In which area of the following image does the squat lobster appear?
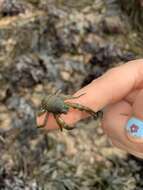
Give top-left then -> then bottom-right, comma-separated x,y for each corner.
37,90 -> 102,131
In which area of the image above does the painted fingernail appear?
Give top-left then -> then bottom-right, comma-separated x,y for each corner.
125,117 -> 143,143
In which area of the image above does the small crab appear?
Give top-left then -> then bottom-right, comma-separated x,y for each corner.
37,90 -> 102,131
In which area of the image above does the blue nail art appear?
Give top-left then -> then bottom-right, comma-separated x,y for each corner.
126,117 -> 143,138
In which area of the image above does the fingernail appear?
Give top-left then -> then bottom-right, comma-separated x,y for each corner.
125,117 -> 143,143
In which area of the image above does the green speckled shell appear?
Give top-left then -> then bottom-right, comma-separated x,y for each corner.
42,95 -> 69,114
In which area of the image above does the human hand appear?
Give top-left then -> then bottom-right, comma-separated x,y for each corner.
37,59 -> 143,158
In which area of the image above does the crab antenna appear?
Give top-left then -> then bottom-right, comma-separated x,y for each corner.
54,89 -> 62,95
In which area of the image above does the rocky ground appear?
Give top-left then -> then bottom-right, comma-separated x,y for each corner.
0,0 -> 143,189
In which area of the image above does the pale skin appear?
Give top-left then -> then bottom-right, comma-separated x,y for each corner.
37,59 -> 143,159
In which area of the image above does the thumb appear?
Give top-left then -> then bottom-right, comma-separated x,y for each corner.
126,89 -> 143,142
133,89 -> 143,119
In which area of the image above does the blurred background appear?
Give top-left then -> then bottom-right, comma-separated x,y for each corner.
0,0 -> 143,189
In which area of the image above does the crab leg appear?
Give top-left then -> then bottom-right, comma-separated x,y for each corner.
54,114 -> 75,131
66,102 -> 102,119
37,112 -> 49,128
61,93 -> 86,100
0,135 -> 5,144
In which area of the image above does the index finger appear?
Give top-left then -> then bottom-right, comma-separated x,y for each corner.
37,59 -> 143,129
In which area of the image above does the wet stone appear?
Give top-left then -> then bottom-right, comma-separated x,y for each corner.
7,54 -> 47,89
101,16 -> 126,34
6,95 -> 37,145
0,0 -> 29,17
89,44 -> 123,67
0,11 -> 48,65
7,52 -> 90,92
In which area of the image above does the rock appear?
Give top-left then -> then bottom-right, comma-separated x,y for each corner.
0,11 -> 47,65
0,0 -> 32,17
102,16 -> 126,34
8,53 -> 47,89
6,95 -> 36,131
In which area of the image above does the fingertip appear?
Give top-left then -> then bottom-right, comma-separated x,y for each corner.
101,101 -> 132,139
36,113 -> 59,130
